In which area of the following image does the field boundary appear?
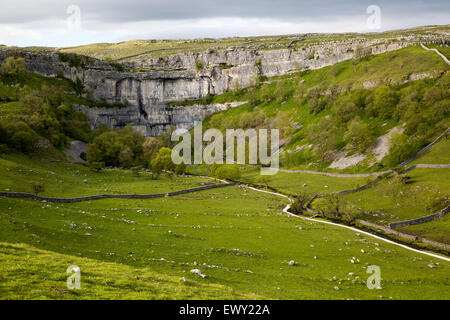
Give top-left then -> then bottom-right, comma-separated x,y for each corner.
0,182 -> 236,203
399,128 -> 450,167
389,205 -> 450,229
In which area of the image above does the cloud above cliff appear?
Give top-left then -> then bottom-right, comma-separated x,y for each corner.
0,0 -> 449,47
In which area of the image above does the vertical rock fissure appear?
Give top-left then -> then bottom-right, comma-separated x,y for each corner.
136,79 -> 148,121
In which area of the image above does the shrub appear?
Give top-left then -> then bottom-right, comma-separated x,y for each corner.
370,86 -> 399,119
344,117 -> 374,152
214,165 -> 240,181
383,134 -> 420,167
0,57 -> 26,79
30,181 -> 44,195
332,96 -> 358,124
195,60 -> 204,71
290,192 -> 310,214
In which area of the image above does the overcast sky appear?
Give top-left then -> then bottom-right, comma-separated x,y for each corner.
1,0 -> 449,47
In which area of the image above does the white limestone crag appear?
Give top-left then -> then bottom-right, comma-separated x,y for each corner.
0,35 -> 447,136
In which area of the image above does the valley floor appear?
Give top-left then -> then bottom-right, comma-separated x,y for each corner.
0,154 -> 449,299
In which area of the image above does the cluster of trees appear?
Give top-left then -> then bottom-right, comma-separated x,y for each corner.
0,56 -> 187,179
0,57 -> 91,154
209,163 -> 241,181
247,80 -> 294,106
86,125 -> 186,178
222,58 -> 448,169
86,126 -> 145,167
296,73 -> 450,167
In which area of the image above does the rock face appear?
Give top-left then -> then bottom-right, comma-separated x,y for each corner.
74,101 -> 246,136
0,36 -> 443,136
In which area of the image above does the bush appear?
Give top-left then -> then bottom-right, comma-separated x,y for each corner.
332,96 -> 358,124
195,60 -> 204,71
369,86 -> 399,119
213,165 -> 240,181
290,192 -> 310,214
0,57 -> 26,79
87,126 -> 144,167
383,134 -> 420,167
344,117 -> 374,152
30,181 -> 44,195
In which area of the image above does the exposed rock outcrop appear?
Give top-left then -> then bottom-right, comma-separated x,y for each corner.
74,101 -> 246,136
0,35 -> 445,136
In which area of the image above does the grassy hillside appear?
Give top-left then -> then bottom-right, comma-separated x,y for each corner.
0,242 -> 258,299
0,154 -> 214,197
429,44 -> 450,60
1,30 -> 450,300
1,157 -> 450,299
195,45 -> 449,171
310,168 -> 449,222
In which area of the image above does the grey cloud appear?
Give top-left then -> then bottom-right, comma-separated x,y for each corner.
1,0 -> 449,24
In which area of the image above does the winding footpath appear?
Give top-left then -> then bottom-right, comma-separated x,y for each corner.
245,185 -> 450,262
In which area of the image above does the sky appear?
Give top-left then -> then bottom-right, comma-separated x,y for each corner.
0,0 -> 449,47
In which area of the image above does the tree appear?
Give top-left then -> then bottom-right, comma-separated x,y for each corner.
30,181 -> 44,196
72,77 -> 85,97
0,57 -> 26,79
314,194 -> 342,216
19,88 -> 44,111
214,165 -> 240,181
87,126 -> 144,167
332,96 -> 358,124
371,86 -> 399,119
10,128 -> 38,153
307,117 -> 340,163
174,163 -> 186,175
255,175 -> 271,188
344,117 -> 373,152
290,192 -> 310,214
383,134 -> 418,167
119,146 -> 134,168
151,147 -> 175,174
143,137 -> 163,166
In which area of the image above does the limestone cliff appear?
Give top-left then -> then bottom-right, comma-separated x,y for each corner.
0,35 -> 445,136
